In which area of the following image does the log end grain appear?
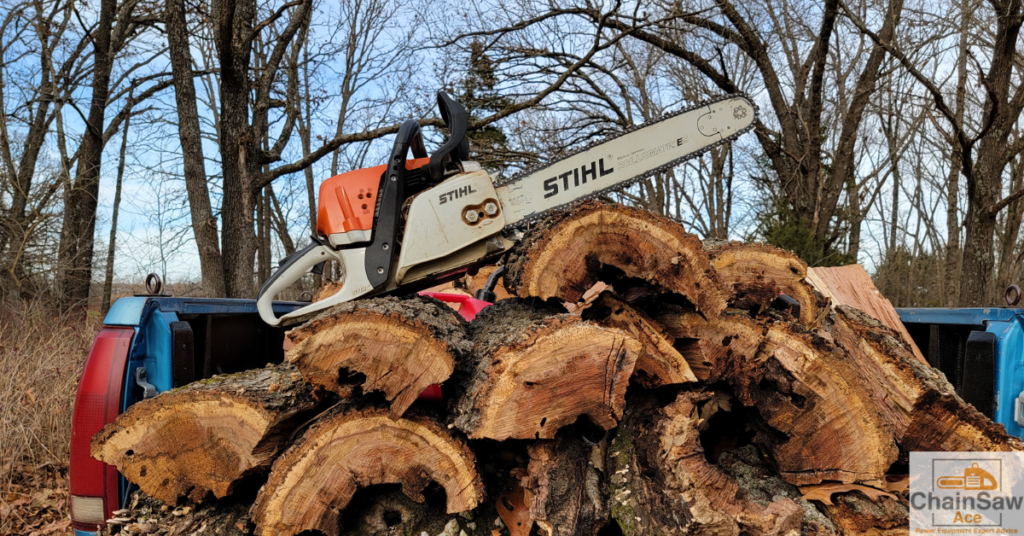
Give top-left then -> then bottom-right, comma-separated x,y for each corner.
454,298 -> 641,440
504,201 -> 727,316
286,296 -> 471,417
251,408 -> 484,536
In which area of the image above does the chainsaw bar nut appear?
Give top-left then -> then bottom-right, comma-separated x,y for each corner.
484,202 -> 499,216
464,209 -> 480,223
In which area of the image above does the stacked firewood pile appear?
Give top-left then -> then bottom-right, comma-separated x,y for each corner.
92,202 -> 1023,536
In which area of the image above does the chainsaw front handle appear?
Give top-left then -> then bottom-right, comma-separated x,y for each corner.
257,242 -> 373,326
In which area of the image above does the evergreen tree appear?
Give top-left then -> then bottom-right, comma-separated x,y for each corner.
458,40 -> 512,175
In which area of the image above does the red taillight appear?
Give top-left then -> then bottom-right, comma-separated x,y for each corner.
70,327 -> 133,531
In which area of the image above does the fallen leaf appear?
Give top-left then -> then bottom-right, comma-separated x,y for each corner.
799,482 -> 898,506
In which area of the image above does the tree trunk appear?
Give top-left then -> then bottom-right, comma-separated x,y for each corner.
959,166 -> 1000,306
251,406 -> 485,536
91,364 -> 320,504
56,0 -> 117,309
285,296 -> 471,417
166,0 -> 226,297
214,0 -> 260,298
453,298 -> 641,440
101,100 -> 131,314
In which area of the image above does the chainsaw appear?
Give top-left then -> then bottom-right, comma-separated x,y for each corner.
257,91 -> 757,326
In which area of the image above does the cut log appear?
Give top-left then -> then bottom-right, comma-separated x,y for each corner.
504,201 -> 727,316
452,298 -> 641,440
707,242 -> 822,325
807,264 -> 927,364
582,292 -> 696,386
285,296 -> 471,417
607,391 -> 804,536
832,305 -> 1024,452
700,313 -> 899,486
91,363 -> 319,504
251,407 -> 484,536
519,427 -> 609,536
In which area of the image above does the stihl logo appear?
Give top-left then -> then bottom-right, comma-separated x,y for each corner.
543,158 -> 614,199
438,185 -> 477,204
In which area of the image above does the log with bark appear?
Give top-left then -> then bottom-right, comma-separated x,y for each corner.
830,305 -> 1024,452
285,296 -> 471,417
707,241 -> 824,325
504,201 -> 727,317
451,298 -> 641,440
607,390 -> 806,536
699,313 -> 899,486
251,405 -> 485,536
91,363 -> 319,504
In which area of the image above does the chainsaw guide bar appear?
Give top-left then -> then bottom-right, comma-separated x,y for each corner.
496,94 -> 758,229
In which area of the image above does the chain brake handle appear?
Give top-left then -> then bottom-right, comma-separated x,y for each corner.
428,91 -> 470,182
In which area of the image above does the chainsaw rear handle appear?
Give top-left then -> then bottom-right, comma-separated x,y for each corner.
257,241 -> 375,326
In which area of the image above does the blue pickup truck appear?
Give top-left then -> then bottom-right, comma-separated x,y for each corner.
66,295 -> 1024,535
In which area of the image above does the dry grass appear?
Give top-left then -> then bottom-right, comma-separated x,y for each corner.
0,302 -> 101,535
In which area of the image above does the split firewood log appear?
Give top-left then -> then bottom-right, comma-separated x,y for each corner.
707,242 -> 822,324
504,201 -> 727,317
91,363 -> 319,504
284,296 -> 471,417
607,391 -> 804,536
251,406 -> 484,536
451,298 -> 641,440
832,305 -> 1024,452
699,313 -> 899,486
519,426 -> 610,536
581,292 -> 697,386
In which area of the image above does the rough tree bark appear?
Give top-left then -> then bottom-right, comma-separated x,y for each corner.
166,0 -> 227,297
519,426 -> 610,536
56,0 -> 117,309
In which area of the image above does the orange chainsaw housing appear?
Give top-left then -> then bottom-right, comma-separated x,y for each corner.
317,157 -> 430,245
